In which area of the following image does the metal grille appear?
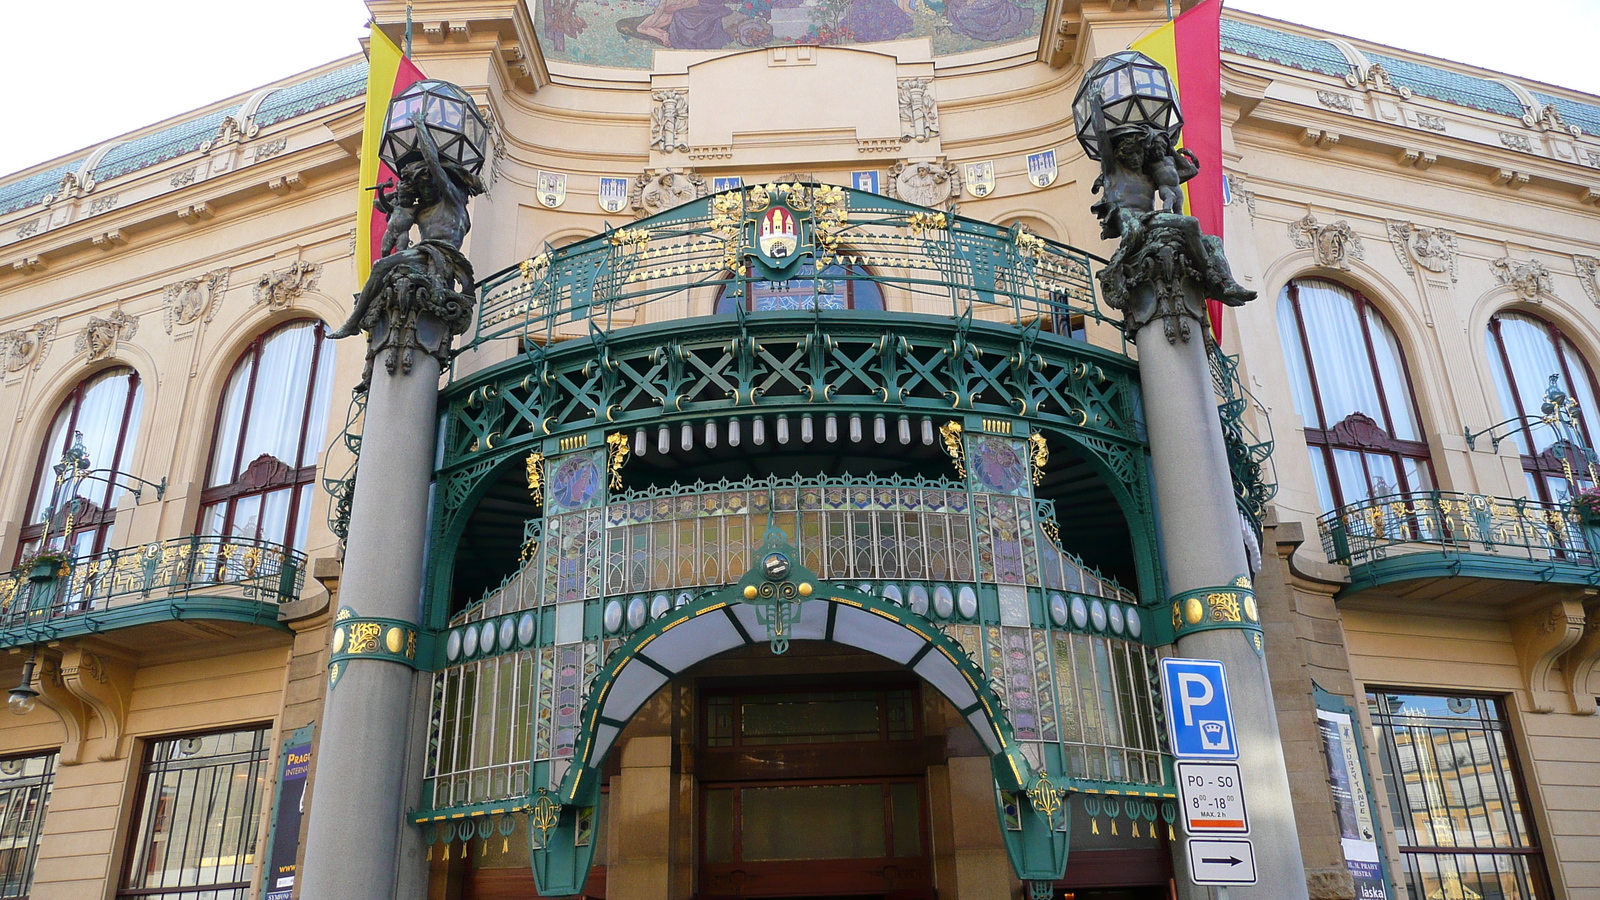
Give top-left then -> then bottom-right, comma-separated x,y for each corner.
120,729 -> 270,900
0,752 -> 55,898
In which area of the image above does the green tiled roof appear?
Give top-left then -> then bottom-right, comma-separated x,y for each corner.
1532,91 -> 1600,137
1220,19 -> 1350,78
91,108 -> 240,183
254,61 -> 367,128
0,160 -> 84,217
1,59 -> 366,218
1364,52 -> 1525,118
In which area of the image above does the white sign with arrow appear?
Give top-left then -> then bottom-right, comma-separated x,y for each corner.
1187,838 -> 1258,885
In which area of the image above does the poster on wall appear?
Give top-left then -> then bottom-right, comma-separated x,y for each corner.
1317,708 -> 1388,900
264,727 -> 314,900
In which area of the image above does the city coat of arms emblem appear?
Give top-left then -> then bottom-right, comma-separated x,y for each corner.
598,177 -> 628,213
537,171 -> 567,208
964,161 -> 996,198
757,206 -> 799,261
1027,150 -> 1057,188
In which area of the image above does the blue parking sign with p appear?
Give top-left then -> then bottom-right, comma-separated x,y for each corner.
1160,658 -> 1238,760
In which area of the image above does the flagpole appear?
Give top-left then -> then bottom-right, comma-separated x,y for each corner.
405,0 -> 414,56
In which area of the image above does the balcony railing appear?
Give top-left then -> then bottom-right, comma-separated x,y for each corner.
0,536 -> 305,638
1319,491 -> 1596,570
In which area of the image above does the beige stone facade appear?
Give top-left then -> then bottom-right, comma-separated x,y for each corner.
0,2 -> 1596,899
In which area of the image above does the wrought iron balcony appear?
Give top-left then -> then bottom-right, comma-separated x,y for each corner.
0,536 -> 306,645
1318,491 -> 1600,596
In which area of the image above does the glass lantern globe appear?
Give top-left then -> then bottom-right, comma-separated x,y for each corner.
378,80 -> 492,177
1071,51 -> 1183,161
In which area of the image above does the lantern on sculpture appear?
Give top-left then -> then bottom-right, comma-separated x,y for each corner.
378,80 -> 492,176
1071,51 -> 1183,161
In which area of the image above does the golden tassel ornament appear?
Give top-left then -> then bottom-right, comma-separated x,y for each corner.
503,836 -> 510,852
444,843 -> 451,860
1111,820 -> 1118,835
1091,818 -> 1099,834
427,845 -> 433,861
1168,824 -> 1175,840
1131,821 -> 1140,837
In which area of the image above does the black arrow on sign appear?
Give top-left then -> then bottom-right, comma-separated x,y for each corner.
1201,856 -> 1244,866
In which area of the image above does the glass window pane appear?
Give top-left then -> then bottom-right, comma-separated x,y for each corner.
740,784 -> 885,861
740,692 -> 881,745
1489,313 -> 1568,455
1295,281 -> 1386,431
237,323 -> 319,469
889,782 -> 922,858
1278,293 -> 1322,429
28,369 -> 142,523
0,752 -> 56,899
1369,311 -> 1422,441
704,789 -> 733,863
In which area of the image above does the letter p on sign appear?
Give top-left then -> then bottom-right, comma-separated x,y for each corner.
1160,659 -> 1238,760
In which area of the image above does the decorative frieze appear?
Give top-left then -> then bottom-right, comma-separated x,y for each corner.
1224,174 -> 1256,219
162,269 -> 231,332
1414,112 -> 1446,132
650,90 -> 689,154
252,138 -> 289,161
75,309 -> 137,363
1345,62 -> 1411,98
1289,214 -> 1363,269
15,218 -> 40,239
1316,91 -> 1353,112
253,260 -> 320,310
170,166 -> 199,187
886,160 -> 961,208
1499,132 -> 1534,153
0,319 -> 57,372
630,169 -> 706,217
1386,221 -> 1459,281
1491,256 -> 1554,302
898,78 -> 939,142
87,193 -> 120,216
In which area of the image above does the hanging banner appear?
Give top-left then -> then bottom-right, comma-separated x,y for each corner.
1317,709 -> 1388,900
263,726 -> 315,900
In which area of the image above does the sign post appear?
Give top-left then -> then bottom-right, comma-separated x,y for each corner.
1161,658 -> 1261,891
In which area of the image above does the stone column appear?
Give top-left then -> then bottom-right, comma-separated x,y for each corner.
298,336 -> 442,900
1128,264 -> 1311,900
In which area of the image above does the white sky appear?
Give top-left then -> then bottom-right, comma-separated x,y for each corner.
1,0 -> 1594,178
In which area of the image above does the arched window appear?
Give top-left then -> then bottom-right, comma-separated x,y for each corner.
199,320 -> 335,550
1485,311 -> 1600,503
715,262 -> 884,314
18,367 -> 144,560
1277,278 -> 1434,511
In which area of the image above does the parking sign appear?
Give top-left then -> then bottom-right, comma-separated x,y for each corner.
1160,658 -> 1238,760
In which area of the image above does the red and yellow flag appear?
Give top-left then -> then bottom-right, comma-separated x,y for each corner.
357,25 -> 426,284
1132,0 -> 1226,341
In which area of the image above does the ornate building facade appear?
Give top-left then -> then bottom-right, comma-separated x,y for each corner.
0,2 -> 1595,900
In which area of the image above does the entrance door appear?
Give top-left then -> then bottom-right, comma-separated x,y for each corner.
698,684 -> 934,899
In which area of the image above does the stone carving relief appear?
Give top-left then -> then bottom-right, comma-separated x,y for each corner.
1224,174 -> 1256,219
252,138 -> 289,161
253,261 -> 321,310
15,218 -> 41,239
0,319 -> 58,372
1586,150 -> 1600,169
1345,62 -> 1411,98
1288,214 -> 1364,269
630,169 -> 706,217
44,172 -> 86,207
1415,112 -> 1446,132
886,160 -> 961,209
1386,221 -> 1459,281
1491,257 -> 1554,302
1573,255 -> 1599,306
650,90 -> 689,154
898,78 -> 940,142
1526,103 -> 1581,137
1499,132 -> 1534,153
162,269 -> 231,332
1316,91 -> 1354,112
170,167 -> 199,187
200,115 -> 258,152
87,194 -> 120,216
74,309 -> 137,363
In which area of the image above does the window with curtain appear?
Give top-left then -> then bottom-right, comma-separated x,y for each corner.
1367,693 -> 1549,900
1485,312 -> 1600,504
0,751 -> 56,899
199,320 -> 335,551
120,729 -> 270,900
1278,278 -> 1435,512
17,367 -> 144,562
714,262 -> 884,313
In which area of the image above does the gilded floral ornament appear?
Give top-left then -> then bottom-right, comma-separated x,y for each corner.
1014,227 -> 1047,258
525,452 -> 545,504
939,421 -> 967,478
906,211 -> 947,237
606,432 -> 630,490
520,253 -> 551,282
608,227 -> 652,250
1028,432 -> 1049,485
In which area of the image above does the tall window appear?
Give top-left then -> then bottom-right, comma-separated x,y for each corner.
715,263 -> 884,313
18,368 -> 144,561
121,729 -> 271,900
199,321 -> 335,550
1367,693 -> 1548,900
1278,278 -> 1434,511
0,752 -> 56,899
1485,312 -> 1600,504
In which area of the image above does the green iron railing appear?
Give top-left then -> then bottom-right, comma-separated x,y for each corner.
1319,491 -> 1597,570
468,183 -> 1116,352
0,536 -> 306,637
1210,347 -> 1277,543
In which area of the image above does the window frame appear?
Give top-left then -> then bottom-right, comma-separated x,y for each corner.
0,750 -> 57,900
1365,690 -> 1551,900
1485,311 -> 1600,504
16,367 -> 143,562
196,320 -> 332,549
714,262 -> 883,314
118,726 -> 272,900
1280,278 -> 1436,509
